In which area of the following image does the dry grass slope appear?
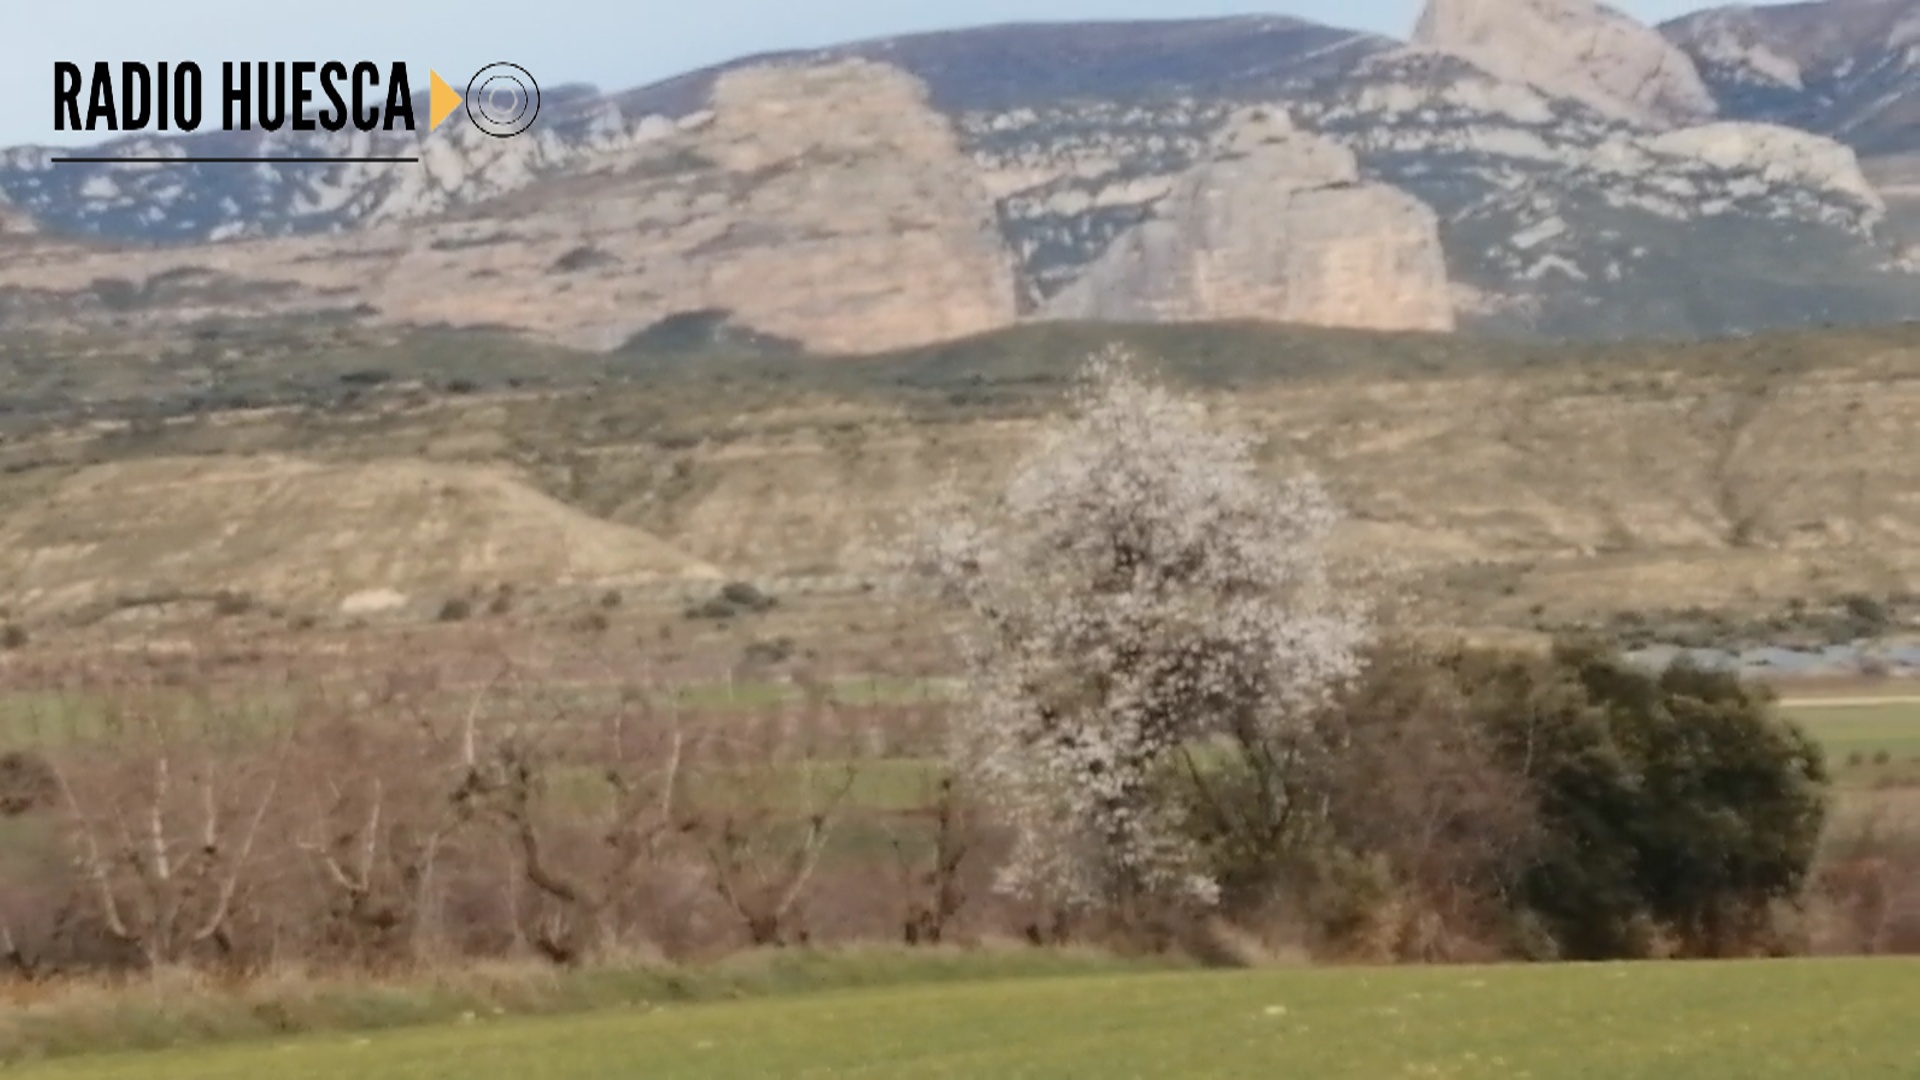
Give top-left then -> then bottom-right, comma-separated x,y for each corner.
0,456 -> 721,619
0,320 -> 1916,632
555,357 -> 1920,628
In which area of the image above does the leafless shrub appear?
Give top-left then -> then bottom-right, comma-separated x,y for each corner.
1807,804 -> 1920,955
1312,645 -> 1542,960
463,671 -> 698,965
289,700 -> 486,969
49,706 -> 290,970
889,772 -> 976,946
683,697 -> 858,948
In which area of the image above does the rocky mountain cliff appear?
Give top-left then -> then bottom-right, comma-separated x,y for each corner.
1662,0 -> 1918,157
0,62 -> 1026,353
0,0 -> 1913,348
1662,0 -> 1920,251
1416,0 -> 1719,124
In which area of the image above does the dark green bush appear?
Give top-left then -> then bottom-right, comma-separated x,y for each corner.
741,637 -> 795,667
1215,639 -> 1834,962
211,590 -> 254,617
1457,639 -> 1829,959
719,581 -> 777,612
1840,593 -> 1890,630
683,597 -> 737,621
684,582 -> 778,621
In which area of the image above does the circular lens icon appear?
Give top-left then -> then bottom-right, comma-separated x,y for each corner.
464,63 -> 541,138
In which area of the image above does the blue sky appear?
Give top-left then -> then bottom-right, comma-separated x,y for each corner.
7,0 -> 1754,148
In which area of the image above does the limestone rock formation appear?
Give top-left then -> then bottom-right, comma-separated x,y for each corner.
2,12 -> 1914,343
672,60 -> 1022,352
0,59 -> 1024,355
1661,0 -> 1920,157
1413,0 -> 1719,125
1042,111 -> 1455,332
1645,122 -> 1887,214
371,58 -> 1023,352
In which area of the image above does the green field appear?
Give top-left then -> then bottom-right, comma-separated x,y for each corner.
1781,699 -> 1920,766
14,959 -> 1919,1079
0,677 -> 952,749
1774,699 -> 1920,780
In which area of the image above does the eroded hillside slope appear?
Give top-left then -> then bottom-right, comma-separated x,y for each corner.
0,323 -> 1913,633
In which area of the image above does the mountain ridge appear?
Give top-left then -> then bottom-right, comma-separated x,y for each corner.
0,0 -> 1913,347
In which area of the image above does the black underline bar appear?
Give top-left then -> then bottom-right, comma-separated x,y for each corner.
48,156 -> 420,164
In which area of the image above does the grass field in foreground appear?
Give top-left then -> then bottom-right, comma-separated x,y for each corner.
17,959 -> 1920,1079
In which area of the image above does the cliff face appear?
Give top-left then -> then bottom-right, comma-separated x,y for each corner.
1661,0 -> 1920,251
376,59 -> 1025,352
0,59 -> 1457,349
0,62 -> 1025,353
1413,0 -> 1720,124
0,4 -> 1915,346
675,62 -> 1022,352
1043,111 -> 1454,332
1661,0 -> 1920,158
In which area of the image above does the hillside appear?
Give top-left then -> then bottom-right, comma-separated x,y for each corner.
0,0 -> 1913,346
0,456 -> 720,621
1662,0 -> 1920,159
1663,0 -> 1920,245
1,320 -> 1915,640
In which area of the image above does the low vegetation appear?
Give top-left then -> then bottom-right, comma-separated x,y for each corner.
9,959 -> 1919,1078
0,948 -> 1172,1067
0,348 -> 1914,1072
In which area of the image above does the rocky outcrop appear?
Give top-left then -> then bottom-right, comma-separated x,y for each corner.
1,10 -> 1915,344
0,60 -> 1466,349
1661,0 -> 1920,158
670,61 -> 1021,351
1645,122 -> 1886,214
1413,0 -> 1719,125
382,59 -> 1024,352
1042,111 -> 1454,331
0,60 -> 1025,354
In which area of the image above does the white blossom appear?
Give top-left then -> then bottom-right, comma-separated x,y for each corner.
904,349 -> 1371,912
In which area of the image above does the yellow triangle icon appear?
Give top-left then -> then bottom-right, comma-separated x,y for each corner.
429,70 -> 463,132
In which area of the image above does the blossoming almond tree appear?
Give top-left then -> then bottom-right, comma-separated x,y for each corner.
906,349 -> 1370,918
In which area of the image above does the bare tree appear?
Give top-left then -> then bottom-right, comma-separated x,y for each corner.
889,771 -> 975,945
50,709 -> 288,970
684,696 -> 859,947
291,677 -> 490,967
1309,645 -> 1542,959
478,675 -> 692,965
